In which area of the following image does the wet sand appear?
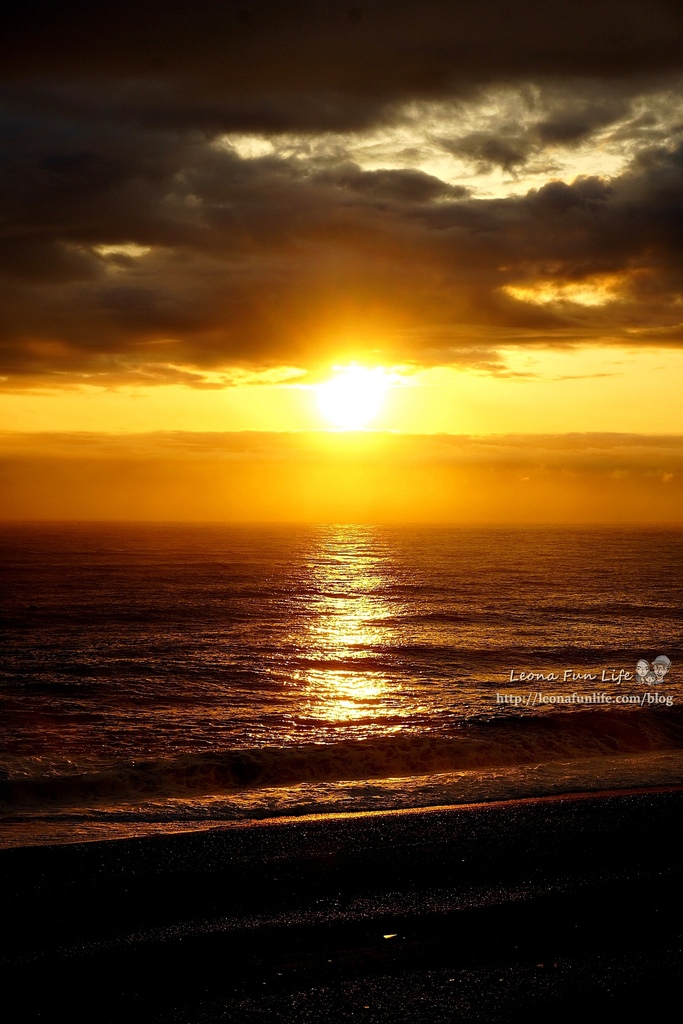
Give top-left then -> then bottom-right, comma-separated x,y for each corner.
3,787 -> 683,1022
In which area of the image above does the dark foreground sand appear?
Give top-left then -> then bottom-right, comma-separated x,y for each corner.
3,788 -> 683,1023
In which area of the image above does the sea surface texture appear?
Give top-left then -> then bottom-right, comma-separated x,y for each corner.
1,524 -> 682,846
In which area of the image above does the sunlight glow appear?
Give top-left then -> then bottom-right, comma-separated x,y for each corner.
316,365 -> 390,430
93,243 -> 151,258
504,274 -> 627,307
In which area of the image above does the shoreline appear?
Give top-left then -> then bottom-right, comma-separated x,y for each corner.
3,784 -> 682,1021
3,775 -> 683,850
221,779 -> 683,829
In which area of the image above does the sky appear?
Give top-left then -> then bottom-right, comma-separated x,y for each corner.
2,0 -> 683,521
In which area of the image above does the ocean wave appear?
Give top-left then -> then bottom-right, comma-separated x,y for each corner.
2,708 -> 683,811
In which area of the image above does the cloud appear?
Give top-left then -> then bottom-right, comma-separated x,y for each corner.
3,2 -> 683,384
441,132 -> 535,174
2,430 -> 681,522
314,164 -> 467,202
442,95 -> 634,174
5,3 -> 683,108
3,132 -> 683,381
535,98 -> 631,146
3,428 -> 683,468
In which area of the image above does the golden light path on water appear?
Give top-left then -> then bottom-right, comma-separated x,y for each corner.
291,528 -> 402,729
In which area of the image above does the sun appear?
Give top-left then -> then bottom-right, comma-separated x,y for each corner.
316,365 -> 389,430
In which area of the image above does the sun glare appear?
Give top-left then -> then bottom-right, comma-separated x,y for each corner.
316,365 -> 389,430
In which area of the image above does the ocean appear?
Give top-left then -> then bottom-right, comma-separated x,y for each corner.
1,523 -> 682,847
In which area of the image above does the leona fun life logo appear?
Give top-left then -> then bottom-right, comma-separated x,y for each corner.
508,654 -> 672,685
499,654 -> 674,708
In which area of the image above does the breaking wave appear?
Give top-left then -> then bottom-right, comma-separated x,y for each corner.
3,707 -> 683,811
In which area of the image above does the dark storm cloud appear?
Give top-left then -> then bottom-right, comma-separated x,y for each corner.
5,1 -> 683,118
4,127 -> 683,381
3,1 -> 683,383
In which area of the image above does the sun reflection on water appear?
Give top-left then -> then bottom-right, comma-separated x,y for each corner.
301,670 -> 385,723
294,527 -> 395,729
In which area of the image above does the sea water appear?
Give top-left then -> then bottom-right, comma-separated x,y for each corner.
1,523 -> 682,846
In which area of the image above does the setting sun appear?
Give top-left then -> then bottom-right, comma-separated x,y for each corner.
315,365 -> 390,430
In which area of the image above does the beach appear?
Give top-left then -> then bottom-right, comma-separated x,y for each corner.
3,787 -> 682,1022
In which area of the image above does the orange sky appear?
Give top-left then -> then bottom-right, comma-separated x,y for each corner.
2,345 -> 682,522
2,346 -> 683,436
2,430 -> 681,523
3,3 -> 683,522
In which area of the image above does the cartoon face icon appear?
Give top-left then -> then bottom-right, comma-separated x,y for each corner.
652,655 -> 671,683
645,670 -> 657,685
635,659 -> 649,681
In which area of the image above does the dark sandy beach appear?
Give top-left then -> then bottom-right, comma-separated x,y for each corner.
3,787 -> 682,1023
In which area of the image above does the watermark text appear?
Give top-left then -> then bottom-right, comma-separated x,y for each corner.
496,691 -> 673,707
